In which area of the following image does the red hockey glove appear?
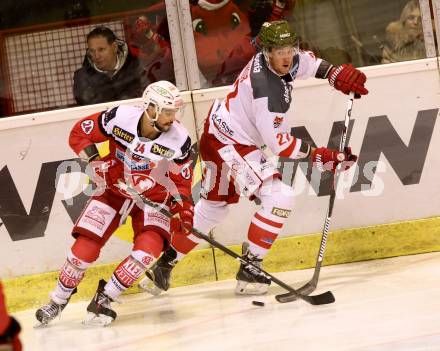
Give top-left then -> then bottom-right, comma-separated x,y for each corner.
169,197 -> 194,236
328,64 -> 368,98
312,146 -> 357,173
0,317 -> 22,351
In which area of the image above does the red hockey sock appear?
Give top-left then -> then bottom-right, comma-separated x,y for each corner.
247,212 -> 282,257
51,236 -> 100,303
105,255 -> 149,299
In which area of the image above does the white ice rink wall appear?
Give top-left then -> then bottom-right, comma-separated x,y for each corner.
0,92 -> 196,278
1,58 -> 439,278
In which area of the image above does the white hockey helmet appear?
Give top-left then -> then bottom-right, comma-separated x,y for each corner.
142,80 -> 184,122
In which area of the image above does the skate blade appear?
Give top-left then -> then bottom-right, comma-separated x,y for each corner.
33,313 -> 56,328
82,312 -> 114,327
33,321 -> 50,329
138,277 -> 163,296
235,281 -> 269,296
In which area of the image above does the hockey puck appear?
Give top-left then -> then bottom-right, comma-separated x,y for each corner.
252,300 -> 265,307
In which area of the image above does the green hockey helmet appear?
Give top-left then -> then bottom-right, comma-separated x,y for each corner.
257,20 -> 297,48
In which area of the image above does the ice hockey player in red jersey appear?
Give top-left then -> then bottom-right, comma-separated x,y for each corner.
35,80 -> 195,326
0,282 -> 22,350
139,20 -> 367,296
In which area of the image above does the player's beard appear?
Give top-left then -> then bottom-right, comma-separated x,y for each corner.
154,121 -> 172,132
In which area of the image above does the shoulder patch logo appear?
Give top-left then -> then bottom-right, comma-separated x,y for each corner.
81,120 -> 94,134
112,126 -> 135,143
273,116 -> 283,128
151,143 -> 175,158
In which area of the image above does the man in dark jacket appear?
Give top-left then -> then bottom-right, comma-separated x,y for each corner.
73,26 -> 148,105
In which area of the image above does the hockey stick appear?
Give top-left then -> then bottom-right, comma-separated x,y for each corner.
209,230 -> 219,281
276,91 -> 355,303
120,183 -> 335,306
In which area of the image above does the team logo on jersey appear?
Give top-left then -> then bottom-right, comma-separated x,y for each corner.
130,173 -> 156,192
112,126 -> 135,143
273,116 -> 283,128
81,120 -> 94,134
271,207 -> 291,218
151,143 -> 175,158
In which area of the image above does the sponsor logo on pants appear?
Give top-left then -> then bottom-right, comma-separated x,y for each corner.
271,207 -> 291,218
77,200 -> 117,237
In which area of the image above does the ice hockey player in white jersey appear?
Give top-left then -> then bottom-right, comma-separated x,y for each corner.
139,20 -> 367,296
35,81 -> 196,326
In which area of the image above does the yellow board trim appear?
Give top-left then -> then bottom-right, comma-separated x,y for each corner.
4,216 -> 440,313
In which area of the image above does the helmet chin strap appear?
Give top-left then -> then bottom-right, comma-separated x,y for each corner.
152,121 -> 162,132
145,110 -> 162,133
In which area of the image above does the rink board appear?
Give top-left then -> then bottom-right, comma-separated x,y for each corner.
1,58 -> 440,310
4,217 -> 440,312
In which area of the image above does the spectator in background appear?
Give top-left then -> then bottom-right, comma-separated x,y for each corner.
0,282 -> 21,350
381,0 -> 425,64
73,26 -> 147,105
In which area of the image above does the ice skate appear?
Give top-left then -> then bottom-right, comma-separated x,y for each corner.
235,243 -> 271,295
138,248 -> 177,296
83,279 -> 117,327
35,288 -> 77,326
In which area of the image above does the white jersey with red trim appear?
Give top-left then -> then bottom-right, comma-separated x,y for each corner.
98,105 -> 191,163
207,50 -> 322,159
70,104 -> 193,201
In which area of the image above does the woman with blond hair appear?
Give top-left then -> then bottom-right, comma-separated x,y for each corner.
382,0 -> 426,63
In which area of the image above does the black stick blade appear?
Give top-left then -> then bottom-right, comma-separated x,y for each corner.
303,291 -> 335,305
275,289 -> 335,305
